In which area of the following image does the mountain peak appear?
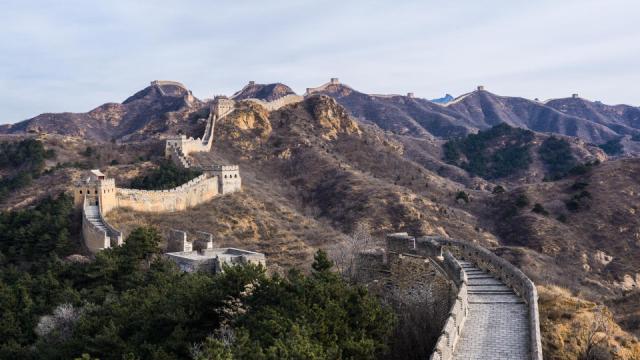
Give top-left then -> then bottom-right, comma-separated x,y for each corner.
231,81 -> 296,101
123,80 -> 194,105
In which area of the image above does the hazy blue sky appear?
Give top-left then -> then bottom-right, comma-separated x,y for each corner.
1,0 -> 639,123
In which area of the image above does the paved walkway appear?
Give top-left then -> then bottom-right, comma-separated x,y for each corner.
452,261 -> 530,360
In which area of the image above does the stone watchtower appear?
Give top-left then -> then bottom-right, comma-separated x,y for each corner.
209,165 -> 241,194
213,96 -> 235,118
72,169 -> 117,213
330,78 -> 340,85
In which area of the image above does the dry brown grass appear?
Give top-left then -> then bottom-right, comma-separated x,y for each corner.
539,285 -> 640,360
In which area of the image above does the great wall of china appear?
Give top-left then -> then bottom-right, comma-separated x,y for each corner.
73,82 -> 305,253
72,80 -> 542,358
378,233 -> 542,360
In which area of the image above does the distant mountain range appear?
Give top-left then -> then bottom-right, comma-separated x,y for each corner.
2,79 -> 640,148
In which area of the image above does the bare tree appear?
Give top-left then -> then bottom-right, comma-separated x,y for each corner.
580,306 -> 613,360
329,221 -> 374,282
35,303 -> 82,342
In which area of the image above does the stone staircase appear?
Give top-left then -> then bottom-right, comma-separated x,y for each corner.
85,204 -> 120,246
452,261 -> 530,360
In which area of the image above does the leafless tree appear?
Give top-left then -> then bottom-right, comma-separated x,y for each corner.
580,306 -> 613,360
329,221 -> 374,282
35,303 -> 82,341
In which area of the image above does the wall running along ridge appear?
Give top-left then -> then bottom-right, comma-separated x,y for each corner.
244,94 -> 304,111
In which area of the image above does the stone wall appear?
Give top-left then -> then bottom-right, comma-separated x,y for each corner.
430,237 -> 543,360
385,233 -> 469,360
115,174 -> 218,213
82,200 -> 110,253
429,252 -> 469,360
244,94 -> 304,111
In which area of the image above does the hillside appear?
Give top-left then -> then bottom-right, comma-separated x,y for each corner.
2,82 -> 640,356
0,81 -> 203,141
106,95 -> 495,269
308,80 -> 640,148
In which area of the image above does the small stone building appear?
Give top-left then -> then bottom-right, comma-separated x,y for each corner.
165,229 -> 265,273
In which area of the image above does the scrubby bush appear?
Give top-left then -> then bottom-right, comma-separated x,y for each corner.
455,190 -> 470,203
515,194 -> 530,208
598,138 -> 623,156
539,136 -> 578,180
532,203 -> 549,216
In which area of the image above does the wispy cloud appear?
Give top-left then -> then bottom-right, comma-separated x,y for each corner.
1,0 -> 639,123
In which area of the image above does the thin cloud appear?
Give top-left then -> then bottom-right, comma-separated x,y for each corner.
1,0 -> 639,123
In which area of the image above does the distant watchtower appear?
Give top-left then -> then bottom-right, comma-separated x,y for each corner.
572,93 -> 579,99
477,85 -> 485,91
330,78 -> 340,85
407,92 -> 415,98
209,165 -> 241,194
213,96 -> 235,118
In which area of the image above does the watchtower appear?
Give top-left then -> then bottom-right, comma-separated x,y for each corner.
213,96 -> 235,118
209,165 -> 241,194
477,85 -> 485,91
330,78 -> 340,85
72,169 -> 117,213
407,92 -> 415,98
572,93 -> 579,98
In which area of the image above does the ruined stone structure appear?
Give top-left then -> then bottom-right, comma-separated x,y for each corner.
165,229 -> 266,273
477,85 -> 485,91
383,234 -> 542,360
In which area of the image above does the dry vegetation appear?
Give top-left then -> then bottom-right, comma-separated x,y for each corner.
539,285 -> 640,359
